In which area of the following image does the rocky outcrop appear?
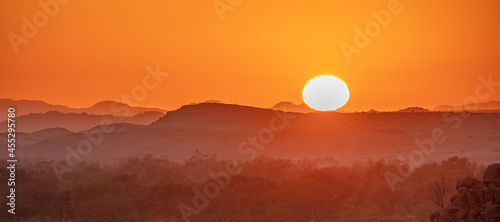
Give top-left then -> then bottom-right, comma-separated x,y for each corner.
430,164 -> 500,222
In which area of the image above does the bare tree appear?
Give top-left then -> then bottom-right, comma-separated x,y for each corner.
427,175 -> 449,209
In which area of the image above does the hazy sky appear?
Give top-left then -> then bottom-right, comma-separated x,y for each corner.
1,0 -> 499,111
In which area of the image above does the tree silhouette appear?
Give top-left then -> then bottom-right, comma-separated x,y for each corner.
426,175 -> 449,209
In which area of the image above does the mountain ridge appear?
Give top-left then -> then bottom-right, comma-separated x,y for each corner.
0,98 -> 168,122
433,100 -> 500,112
0,110 -> 165,133
4,103 -> 498,165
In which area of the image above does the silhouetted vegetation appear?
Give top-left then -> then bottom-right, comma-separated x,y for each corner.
0,155 -> 486,222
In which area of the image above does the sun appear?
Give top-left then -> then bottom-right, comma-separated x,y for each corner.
302,75 -> 350,111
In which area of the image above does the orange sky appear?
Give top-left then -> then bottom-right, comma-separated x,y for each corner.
1,0 -> 499,111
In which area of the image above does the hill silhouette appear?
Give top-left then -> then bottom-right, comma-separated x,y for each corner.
433,100 -> 500,112
397,107 -> 430,113
5,103 -> 499,164
0,110 -> 164,133
271,101 -> 314,113
0,99 -> 167,121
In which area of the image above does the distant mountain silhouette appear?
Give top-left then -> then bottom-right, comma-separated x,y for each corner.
187,100 -> 225,106
152,103 -> 280,130
271,101 -> 314,113
81,100 -> 167,116
5,103 -> 499,165
0,99 -> 73,119
203,100 -> 223,104
0,127 -> 75,148
0,99 -> 167,121
396,107 -> 430,113
433,100 -> 500,112
29,127 -> 74,138
0,110 -> 165,133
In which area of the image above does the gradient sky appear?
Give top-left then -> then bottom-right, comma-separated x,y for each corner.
1,0 -> 499,111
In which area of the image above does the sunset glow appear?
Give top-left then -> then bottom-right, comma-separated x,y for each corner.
1,1 -> 500,221
1,1 -> 499,111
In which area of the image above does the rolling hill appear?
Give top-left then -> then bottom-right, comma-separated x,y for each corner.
0,110 -> 165,133
271,101 -> 314,113
0,99 -> 167,121
4,103 -> 498,166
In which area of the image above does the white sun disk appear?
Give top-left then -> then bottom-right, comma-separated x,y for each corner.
302,75 -> 350,111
